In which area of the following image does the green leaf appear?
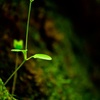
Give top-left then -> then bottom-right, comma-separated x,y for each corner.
11,49 -> 27,53
11,49 -> 27,60
33,54 -> 52,60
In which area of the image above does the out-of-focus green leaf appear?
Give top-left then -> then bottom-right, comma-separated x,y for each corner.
13,39 -> 23,49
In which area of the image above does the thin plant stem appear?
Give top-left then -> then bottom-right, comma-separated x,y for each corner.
12,53 -> 18,94
26,56 -> 33,61
4,60 -> 25,86
4,0 -> 33,86
25,1 -> 32,59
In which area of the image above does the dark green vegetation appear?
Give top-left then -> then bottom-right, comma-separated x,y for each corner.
0,0 -> 100,100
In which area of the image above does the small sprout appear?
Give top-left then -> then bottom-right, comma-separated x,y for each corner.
33,54 -> 52,60
13,39 -> 23,49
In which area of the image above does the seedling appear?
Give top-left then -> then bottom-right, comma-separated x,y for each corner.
3,0 -> 52,96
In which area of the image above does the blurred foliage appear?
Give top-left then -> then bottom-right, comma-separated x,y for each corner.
0,78 -> 16,100
0,0 -> 100,100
